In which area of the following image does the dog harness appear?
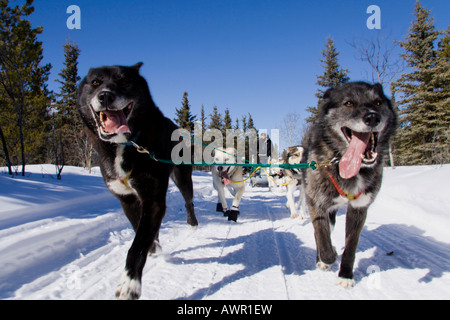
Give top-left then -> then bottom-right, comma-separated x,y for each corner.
325,167 -> 364,200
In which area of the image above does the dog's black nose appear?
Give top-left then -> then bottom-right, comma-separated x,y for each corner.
217,166 -> 223,172
98,91 -> 115,108
363,112 -> 381,128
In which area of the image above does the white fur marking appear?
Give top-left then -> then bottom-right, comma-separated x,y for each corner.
107,179 -> 135,196
329,192 -> 372,210
350,193 -> 372,208
337,277 -> 355,288
116,270 -> 141,300
114,146 -> 126,176
107,145 -> 136,196
317,261 -> 332,271
329,196 -> 348,212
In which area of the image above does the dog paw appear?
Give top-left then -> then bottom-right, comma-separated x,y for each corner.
316,261 -> 332,271
336,277 -> 355,288
187,217 -> 198,227
299,209 -> 307,220
115,271 -> 141,300
149,240 -> 162,256
227,207 -> 239,222
189,224 -> 198,230
290,212 -> 299,219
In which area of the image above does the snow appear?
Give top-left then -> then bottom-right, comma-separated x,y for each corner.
0,164 -> 449,300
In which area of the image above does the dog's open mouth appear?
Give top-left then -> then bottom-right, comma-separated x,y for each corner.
339,127 -> 378,179
220,171 -> 232,186
95,103 -> 133,136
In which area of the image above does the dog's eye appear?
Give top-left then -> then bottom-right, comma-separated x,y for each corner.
344,101 -> 354,107
91,79 -> 102,87
374,99 -> 382,106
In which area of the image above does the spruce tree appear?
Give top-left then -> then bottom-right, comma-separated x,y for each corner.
430,26 -> 450,163
306,37 -> 349,124
174,91 -> 196,132
223,108 -> 232,134
241,115 -> 247,131
247,113 -> 256,131
54,40 -> 84,167
246,113 -> 258,163
234,118 -> 239,130
391,2 -> 446,165
208,105 -> 222,131
438,27 -> 450,59
0,0 -> 51,175
200,104 -> 207,135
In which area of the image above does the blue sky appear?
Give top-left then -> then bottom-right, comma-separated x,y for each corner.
28,0 -> 449,147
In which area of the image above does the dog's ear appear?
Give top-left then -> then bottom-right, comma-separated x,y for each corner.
373,83 -> 394,110
373,82 -> 383,90
323,87 -> 334,100
131,62 -> 143,71
86,67 -> 96,78
76,77 -> 87,102
373,83 -> 385,95
317,87 -> 335,117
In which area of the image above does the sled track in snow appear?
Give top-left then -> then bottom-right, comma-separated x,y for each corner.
263,203 -> 293,299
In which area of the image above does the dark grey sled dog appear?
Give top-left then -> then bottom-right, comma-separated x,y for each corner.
77,63 -> 198,299
301,82 -> 397,287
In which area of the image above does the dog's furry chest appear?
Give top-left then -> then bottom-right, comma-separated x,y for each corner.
104,146 -> 136,196
308,169 -> 374,212
285,169 -> 302,183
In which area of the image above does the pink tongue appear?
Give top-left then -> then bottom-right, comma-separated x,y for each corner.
339,131 -> 371,179
116,125 -> 131,134
221,171 -> 232,186
103,110 -> 131,134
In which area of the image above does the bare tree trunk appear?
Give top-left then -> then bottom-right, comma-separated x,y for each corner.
18,114 -> 25,176
389,143 -> 395,168
51,124 -> 65,179
84,138 -> 93,174
0,123 -> 12,175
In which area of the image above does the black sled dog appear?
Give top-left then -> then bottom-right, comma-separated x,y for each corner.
301,82 -> 396,287
77,63 -> 198,299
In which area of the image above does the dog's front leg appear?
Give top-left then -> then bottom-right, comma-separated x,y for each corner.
286,181 -> 298,218
213,175 -> 228,212
116,200 -> 166,300
231,182 -> 245,209
226,182 -> 245,222
298,185 -> 307,220
337,206 -> 367,288
308,197 -> 337,270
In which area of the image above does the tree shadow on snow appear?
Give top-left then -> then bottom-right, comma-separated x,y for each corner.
167,228 -> 316,299
167,181 -> 450,295
354,224 -> 450,284
311,206 -> 450,285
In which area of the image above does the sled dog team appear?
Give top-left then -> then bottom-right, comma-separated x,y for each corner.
77,63 -> 397,299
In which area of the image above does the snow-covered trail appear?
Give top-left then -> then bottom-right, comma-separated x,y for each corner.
1,165 -> 449,300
